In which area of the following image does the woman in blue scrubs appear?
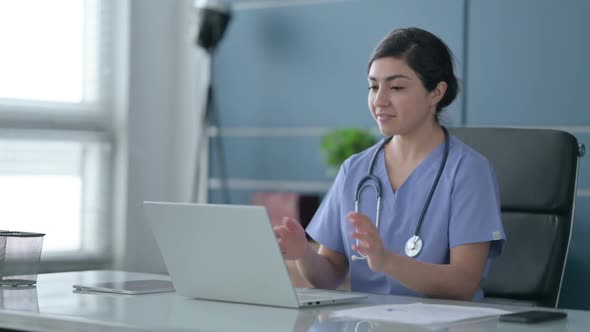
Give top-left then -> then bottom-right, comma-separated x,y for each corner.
274,27 -> 505,301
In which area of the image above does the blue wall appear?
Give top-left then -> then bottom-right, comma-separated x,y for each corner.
209,0 -> 590,309
466,0 -> 590,310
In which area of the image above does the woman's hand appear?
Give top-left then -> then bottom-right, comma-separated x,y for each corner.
273,217 -> 308,260
349,211 -> 389,272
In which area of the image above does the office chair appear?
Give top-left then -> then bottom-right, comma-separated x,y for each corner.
450,127 -> 585,308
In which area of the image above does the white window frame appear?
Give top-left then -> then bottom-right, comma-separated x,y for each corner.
0,0 -> 126,272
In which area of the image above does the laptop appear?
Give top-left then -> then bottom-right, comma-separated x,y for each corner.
143,201 -> 368,308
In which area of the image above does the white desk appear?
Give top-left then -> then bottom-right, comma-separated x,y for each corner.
0,270 -> 586,332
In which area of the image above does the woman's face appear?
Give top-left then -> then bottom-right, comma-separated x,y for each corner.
368,57 -> 441,137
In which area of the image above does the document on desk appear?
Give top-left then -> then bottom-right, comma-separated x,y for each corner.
331,302 -> 510,326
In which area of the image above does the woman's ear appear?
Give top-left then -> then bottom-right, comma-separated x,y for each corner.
430,81 -> 448,107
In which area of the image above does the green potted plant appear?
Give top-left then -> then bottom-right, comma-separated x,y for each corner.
321,128 -> 377,176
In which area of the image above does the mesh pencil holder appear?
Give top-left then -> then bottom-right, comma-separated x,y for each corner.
0,231 -> 45,287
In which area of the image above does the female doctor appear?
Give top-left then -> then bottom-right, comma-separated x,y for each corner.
274,27 -> 505,301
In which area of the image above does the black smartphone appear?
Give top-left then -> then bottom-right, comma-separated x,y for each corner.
499,310 -> 567,323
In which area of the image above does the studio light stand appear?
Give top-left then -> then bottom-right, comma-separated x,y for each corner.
192,0 -> 231,204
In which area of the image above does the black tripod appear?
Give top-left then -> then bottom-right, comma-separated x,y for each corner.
192,2 -> 231,203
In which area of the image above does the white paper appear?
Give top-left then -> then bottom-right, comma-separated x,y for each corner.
331,302 -> 510,326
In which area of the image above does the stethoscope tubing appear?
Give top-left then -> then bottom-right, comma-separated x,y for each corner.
413,128 -> 450,239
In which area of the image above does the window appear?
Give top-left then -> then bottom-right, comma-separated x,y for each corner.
0,0 -> 117,267
0,0 -> 107,104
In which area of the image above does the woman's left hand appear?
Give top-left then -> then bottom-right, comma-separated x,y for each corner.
348,211 -> 389,272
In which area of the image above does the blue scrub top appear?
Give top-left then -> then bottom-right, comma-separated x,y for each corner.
306,136 -> 506,301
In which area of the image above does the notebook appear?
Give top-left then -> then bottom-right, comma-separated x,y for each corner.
143,201 -> 367,308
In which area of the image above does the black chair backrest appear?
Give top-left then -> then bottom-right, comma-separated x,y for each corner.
450,127 -> 581,308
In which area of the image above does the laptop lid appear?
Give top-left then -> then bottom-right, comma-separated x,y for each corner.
144,201 -> 303,308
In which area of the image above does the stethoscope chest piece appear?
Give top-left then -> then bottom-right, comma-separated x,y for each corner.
404,235 -> 423,257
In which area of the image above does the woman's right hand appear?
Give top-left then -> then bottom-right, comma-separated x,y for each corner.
273,217 -> 308,260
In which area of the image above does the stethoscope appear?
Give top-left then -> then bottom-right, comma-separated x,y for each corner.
351,127 -> 449,260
